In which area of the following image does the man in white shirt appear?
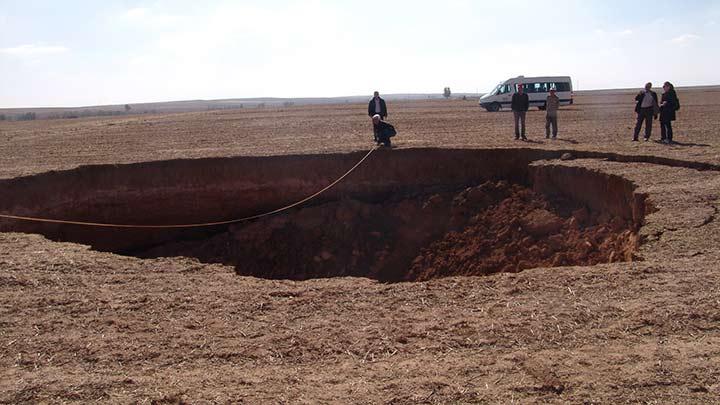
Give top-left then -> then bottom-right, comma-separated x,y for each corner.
367,91 -> 387,120
633,82 -> 659,141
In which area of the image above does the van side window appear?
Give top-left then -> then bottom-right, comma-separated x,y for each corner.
555,82 -> 571,92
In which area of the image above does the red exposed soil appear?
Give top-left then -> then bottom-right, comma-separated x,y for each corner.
139,181 -> 637,282
408,183 -> 638,281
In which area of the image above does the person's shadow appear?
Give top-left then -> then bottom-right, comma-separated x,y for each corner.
670,141 -> 711,147
552,138 -> 579,145
653,140 -> 711,147
517,138 -> 579,145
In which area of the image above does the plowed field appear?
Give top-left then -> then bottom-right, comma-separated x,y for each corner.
1,89 -> 720,403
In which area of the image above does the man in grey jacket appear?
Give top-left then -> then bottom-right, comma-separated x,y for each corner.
545,89 -> 560,139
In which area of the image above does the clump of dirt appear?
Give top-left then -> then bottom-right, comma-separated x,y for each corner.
137,181 -> 638,281
407,184 -> 638,281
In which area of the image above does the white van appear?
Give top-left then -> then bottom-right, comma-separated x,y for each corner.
479,76 -> 573,112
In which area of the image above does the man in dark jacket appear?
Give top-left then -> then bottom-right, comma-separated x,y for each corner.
372,114 -> 396,147
511,84 -> 530,140
659,81 -> 679,144
368,91 -> 387,120
633,82 -> 659,141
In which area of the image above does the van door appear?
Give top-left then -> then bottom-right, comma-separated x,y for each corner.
501,84 -> 512,108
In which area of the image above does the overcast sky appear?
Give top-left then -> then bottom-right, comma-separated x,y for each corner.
1,0 -> 719,107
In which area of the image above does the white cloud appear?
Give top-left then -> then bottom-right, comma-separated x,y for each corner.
670,34 -> 701,44
593,28 -> 633,37
0,44 -> 69,56
100,2 -> 362,102
120,6 -> 185,29
124,7 -> 149,19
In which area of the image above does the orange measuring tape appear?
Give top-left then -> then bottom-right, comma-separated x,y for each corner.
0,146 -> 379,229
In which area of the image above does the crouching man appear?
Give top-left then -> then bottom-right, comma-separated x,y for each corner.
372,114 -> 396,147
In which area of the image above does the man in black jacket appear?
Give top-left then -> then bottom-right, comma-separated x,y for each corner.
659,81 -> 679,144
368,91 -> 387,120
633,82 -> 659,141
511,84 -> 530,140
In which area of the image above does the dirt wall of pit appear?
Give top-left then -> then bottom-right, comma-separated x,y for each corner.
530,163 -> 648,231
0,148 -> 646,253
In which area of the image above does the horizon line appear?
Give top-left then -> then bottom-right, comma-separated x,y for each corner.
2,83 -> 719,111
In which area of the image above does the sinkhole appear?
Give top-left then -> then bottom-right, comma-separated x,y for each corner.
0,148 -> 647,282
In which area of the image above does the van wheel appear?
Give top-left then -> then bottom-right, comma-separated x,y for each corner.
487,103 -> 500,112
538,104 -> 546,111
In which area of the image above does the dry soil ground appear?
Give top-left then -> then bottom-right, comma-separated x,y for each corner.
1,89 -> 720,403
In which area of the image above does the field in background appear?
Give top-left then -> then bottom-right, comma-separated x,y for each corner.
1,87 -> 719,179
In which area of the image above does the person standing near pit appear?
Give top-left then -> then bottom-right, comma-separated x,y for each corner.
511,83 -> 529,140
545,88 -> 560,139
659,81 -> 680,144
368,91 -> 387,120
632,82 -> 659,141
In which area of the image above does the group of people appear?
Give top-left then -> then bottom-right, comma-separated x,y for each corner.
633,81 -> 680,143
368,91 -> 395,147
368,82 -> 681,146
509,85 -> 560,140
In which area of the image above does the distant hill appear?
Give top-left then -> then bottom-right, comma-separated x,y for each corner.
0,93 -> 478,121
2,86 -> 717,121
573,84 -> 720,96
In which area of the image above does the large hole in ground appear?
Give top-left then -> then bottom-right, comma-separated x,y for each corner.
0,148 -> 647,282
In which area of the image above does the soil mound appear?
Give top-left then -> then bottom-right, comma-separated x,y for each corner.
407,185 -> 637,281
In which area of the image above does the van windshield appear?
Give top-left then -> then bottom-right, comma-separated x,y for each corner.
489,84 -> 503,96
